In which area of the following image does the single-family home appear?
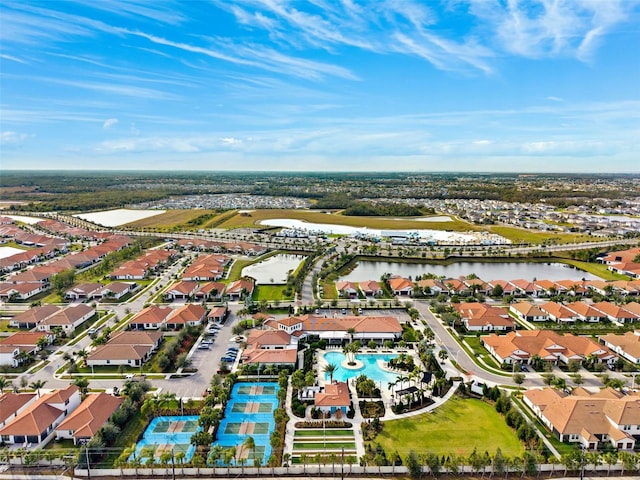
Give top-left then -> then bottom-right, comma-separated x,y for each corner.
0,393 -> 37,429
482,330 -> 615,366
36,304 -> 95,334
0,385 -> 81,448
193,281 -> 225,301
509,302 -> 548,322
335,281 -> 359,298
359,280 -> 383,297
453,303 -> 516,332
388,276 -> 414,296
0,332 -> 54,367
591,302 -> 640,325
564,302 -> 607,323
127,306 -> 172,330
540,302 -> 578,324
599,331 -> 640,364
164,281 -> 199,301
207,306 -> 228,323
226,278 -> 255,300
55,393 -> 123,445
523,387 -> 638,450
165,304 -> 207,329
87,330 -> 163,367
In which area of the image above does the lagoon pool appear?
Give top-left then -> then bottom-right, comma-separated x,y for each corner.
323,351 -> 400,384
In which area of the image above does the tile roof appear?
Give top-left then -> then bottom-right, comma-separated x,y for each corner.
56,393 -> 123,439
315,382 -> 350,407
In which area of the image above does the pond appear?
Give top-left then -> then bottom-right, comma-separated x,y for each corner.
260,218 -> 507,244
0,246 -> 25,259
74,208 -> 166,227
241,254 -> 306,284
339,260 -> 598,282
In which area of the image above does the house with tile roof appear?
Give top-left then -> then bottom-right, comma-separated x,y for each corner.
415,278 -> 445,295
509,279 -> 543,297
453,303 -> 516,332
0,393 -> 37,429
207,306 -> 228,323
0,385 -> 81,448
314,381 -> 351,415
335,281 -> 359,298
165,304 -> 207,329
164,281 -> 199,301
564,302 -> 607,323
193,281 -> 225,301
591,302 -> 640,325
540,302 -> 578,324
87,330 -> 162,367
65,283 -> 103,301
482,330 -> 615,366
225,278 -> 255,300
36,304 -> 95,334
388,276 -> 414,296
509,302 -> 548,322
599,331 -> 640,364
0,282 -> 46,301
127,306 -> 172,330
486,279 -> 517,296
55,393 -> 123,445
359,280 -> 383,297
10,305 -> 61,329
523,387 -> 638,450
0,332 -> 54,367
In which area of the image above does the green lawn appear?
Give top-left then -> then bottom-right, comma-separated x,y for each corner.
254,284 -> 292,301
487,226 -> 595,245
374,397 -> 524,457
294,442 -> 357,449
294,429 -> 354,437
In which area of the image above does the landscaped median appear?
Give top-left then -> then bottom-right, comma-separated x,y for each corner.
447,328 -> 511,377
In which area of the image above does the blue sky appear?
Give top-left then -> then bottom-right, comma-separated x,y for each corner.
1,0 -> 639,172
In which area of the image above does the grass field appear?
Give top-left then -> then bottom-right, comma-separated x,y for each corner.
294,429 -> 354,437
254,284 -> 291,301
217,209 -> 478,232
554,258 -> 630,281
487,226 -> 598,245
125,209 -> 216,229
374,397 -> 523,457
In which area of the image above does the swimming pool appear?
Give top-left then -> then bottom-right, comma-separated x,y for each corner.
323,351 -> 400,383
209,382 -> 280,467
131,416 -> 200,464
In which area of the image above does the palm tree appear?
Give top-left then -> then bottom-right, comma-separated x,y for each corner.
73,377 -> 90,397
76,349 -> 89,367
323,363 -> 337,383
0,376 -> 8,394
29,380 -> 46,398
346,327 -> 356,344
174,451 -> 185,475
243,436 -> 256,467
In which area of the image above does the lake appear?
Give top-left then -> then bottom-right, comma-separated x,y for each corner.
260,218 -> 508,244
4,215 -> 45,225
339,260 -> 598,282
241,254 -> 306,284
74,209 -> 166,227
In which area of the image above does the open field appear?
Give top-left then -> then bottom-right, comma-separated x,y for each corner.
374,397 -> 524,457
217,209 -> 479,232
487,226 -> 598,245
125,209 -> 217,229
554,258 -> 630,281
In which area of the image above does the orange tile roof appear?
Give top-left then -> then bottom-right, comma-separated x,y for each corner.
315,382 -> 350,407
0,393 -> 37,425
56,393 -> 123,439
301,314 -> 402,334
242,348 -> 297,365
0,385 -> 78,437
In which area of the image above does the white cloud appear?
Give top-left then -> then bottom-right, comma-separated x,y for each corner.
0,130 -> 30,146
103,118 -> 118,129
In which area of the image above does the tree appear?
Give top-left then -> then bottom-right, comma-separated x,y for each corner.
244,436 -> 256,467
29,380 -> 46,397
0,377 -> 8,394
493,448 -> 506,476
512,373 -> 525,385
405,450 -> 422,479
437,349 -> 448,363
73,377 -> 90,396
323,363 -> 337,383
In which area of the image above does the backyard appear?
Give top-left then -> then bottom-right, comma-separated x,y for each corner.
373,396 -> 524,457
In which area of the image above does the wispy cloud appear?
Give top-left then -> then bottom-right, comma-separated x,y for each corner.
1,130 -> 30,146
103,118 -> 118,129
468,0 -> 631,61
0,53 -> 27,64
